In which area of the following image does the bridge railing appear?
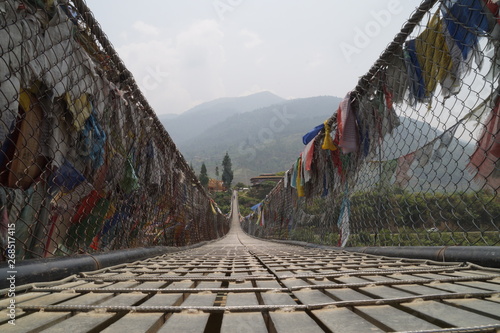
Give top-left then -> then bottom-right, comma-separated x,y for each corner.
0,0 -> 228,261
242,0 -> 500,247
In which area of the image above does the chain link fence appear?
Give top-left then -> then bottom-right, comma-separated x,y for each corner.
242,0 -> 500,247
0,0 -> 229,261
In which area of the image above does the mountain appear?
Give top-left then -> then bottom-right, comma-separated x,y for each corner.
178,96 -> 475,191
160,92 -> 475,190
160,91 -> 285,144
391,118 -> 476,192
178,95 -> 342,184
157,113 -> 179,122
360,117 -> 477,192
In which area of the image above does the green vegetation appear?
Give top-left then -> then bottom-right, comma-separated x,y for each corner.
237,192 -> 260,217
350,188 -> 499,233
348,189 -> 499,246
222,152 -> 234,189
234,182 -> 246,190
347,229 -> 499,247
277,227 -> 498,247
249,188 -> 499,247
212,191 -> 232,214
237,181 -> 277,216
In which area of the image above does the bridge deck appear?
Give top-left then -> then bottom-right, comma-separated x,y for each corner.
2,196 -> 500,332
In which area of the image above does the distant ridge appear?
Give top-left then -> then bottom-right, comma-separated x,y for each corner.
166,96 -> 474,191
183,91 -> 284,116
159,91 -> 285,144
178,95 -> 342,184
159,93 -> 474,189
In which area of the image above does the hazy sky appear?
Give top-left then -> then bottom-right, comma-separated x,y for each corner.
84,0 -> 421,115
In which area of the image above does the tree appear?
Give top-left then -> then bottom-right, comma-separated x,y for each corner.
199,162 -> 209,188
215,166 -> 219,179
221,152 -> 233,190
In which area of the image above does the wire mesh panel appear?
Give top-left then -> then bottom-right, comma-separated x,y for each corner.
242,0 -> 500,247
0,0 -> 228,261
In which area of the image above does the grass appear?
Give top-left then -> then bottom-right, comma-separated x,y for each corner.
271,226 -> 499,247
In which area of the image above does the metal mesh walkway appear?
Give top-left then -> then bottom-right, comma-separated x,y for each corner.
2,194 -> 500,333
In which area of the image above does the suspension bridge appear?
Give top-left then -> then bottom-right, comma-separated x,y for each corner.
1,0 -> 500,331
1,193 -> 500,332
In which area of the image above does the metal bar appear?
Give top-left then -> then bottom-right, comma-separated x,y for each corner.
397,325 -> 500,333
17,291 -> 498,313
289,274 -> 500,290
31,272 -> 500,294
278,265 -> 472,279
343,246 -> 500,268
32,287 -> 289,294
78,275 -> 274,282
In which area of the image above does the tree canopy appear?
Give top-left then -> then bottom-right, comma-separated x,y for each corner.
221,152 -> 233,189
199,162 -> 209,188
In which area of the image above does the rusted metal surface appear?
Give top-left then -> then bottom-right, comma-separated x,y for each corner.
2,200 -> 500,332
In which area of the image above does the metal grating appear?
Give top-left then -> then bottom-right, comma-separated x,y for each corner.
2,201 -> 500,333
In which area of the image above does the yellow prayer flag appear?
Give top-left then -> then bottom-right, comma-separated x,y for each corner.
322,120 -> 337,151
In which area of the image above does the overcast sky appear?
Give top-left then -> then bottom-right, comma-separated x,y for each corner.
84,0 -> 421,115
